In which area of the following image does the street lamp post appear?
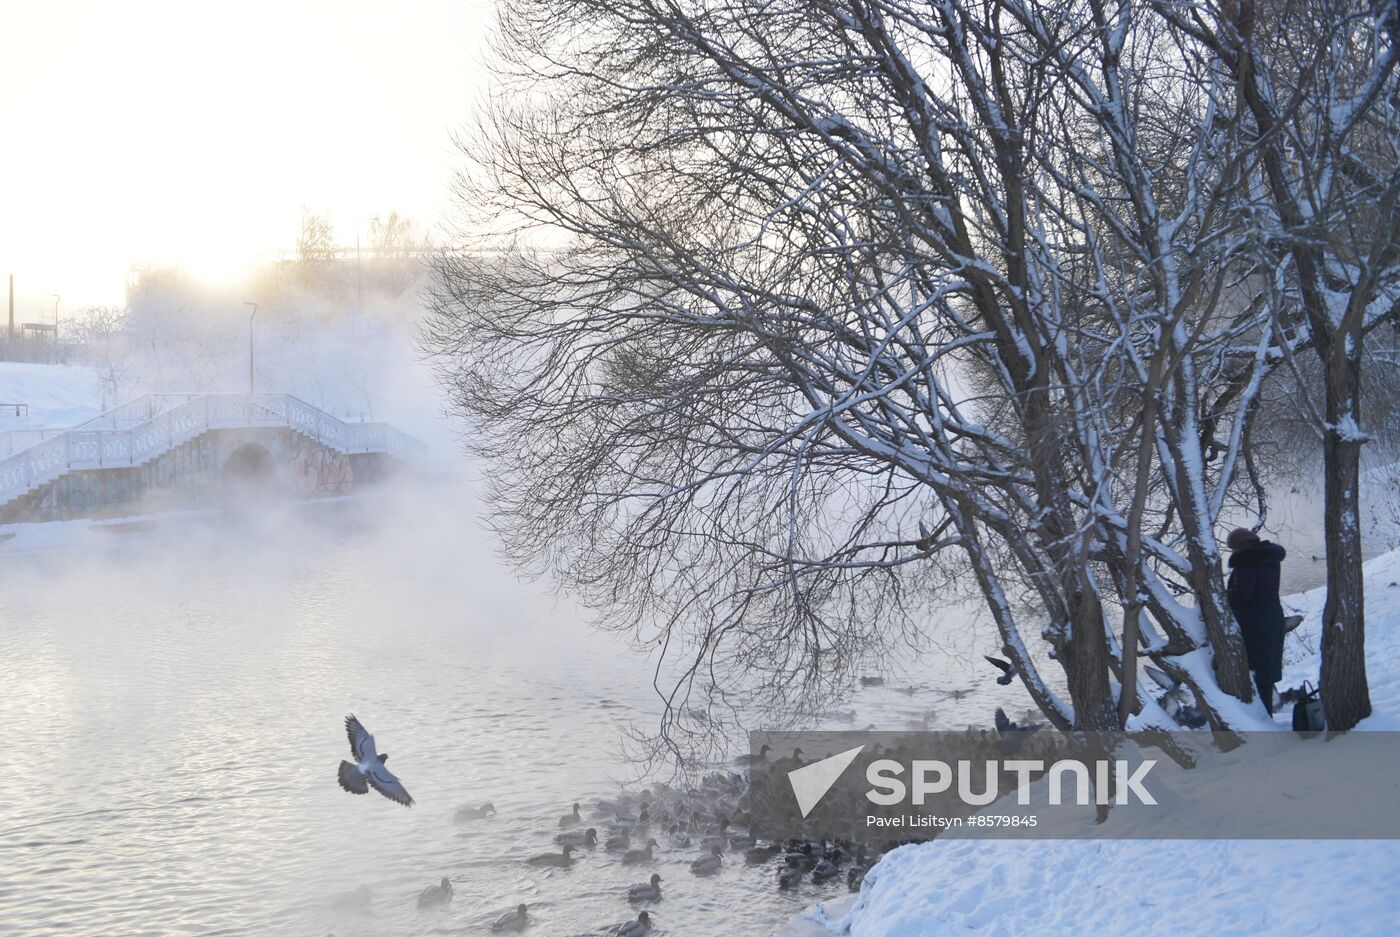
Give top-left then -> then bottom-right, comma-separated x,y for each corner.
244,302 -> 258,394
51,294 -> 59,341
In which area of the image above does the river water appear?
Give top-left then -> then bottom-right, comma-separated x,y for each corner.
0,480 -> 1024,937
1,471 -> 1362,937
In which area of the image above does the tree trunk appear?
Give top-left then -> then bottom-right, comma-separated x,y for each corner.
1157,378 -> 1255,699
1320,356 -> 1372,730
1024,390 -> 1117,732
1118,394 -> 1160,727
1065,581 -> 1118,730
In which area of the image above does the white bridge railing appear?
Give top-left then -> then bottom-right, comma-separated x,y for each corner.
0,393 -> 427,507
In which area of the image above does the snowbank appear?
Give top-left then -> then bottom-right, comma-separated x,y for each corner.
813,836 -> 1396,937
797,549 -> 1400,937
0,362 -> 102,429
1279,547 -> 1400,729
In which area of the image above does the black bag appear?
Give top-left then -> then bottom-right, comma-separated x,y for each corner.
1291,681 -> 1325,732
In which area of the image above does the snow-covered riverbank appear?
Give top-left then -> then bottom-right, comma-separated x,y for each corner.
0,362 -> 102,430
790,549 -> 1400,937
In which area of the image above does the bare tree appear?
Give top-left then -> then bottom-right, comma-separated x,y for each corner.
70,305 -> 137,409
427,0 -> 1395,747
1155,0 -> 1400,729
368,212 -> 428,296
297,209 -> 337,265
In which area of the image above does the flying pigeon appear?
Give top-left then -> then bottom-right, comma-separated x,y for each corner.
1144,665 -> 1184,696
1142,667 -> 1209,727
337,715 -> 414,807
984,655 -> 1017,685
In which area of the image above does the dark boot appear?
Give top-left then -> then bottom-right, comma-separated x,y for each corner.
1254,672 -> 1276,716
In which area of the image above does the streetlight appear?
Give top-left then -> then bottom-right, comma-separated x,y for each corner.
51,294 -> 59,341
244,302 -> 258,394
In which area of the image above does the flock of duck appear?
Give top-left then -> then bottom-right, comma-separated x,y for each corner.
330,655 -> 1175,934
326,766 -> 890,934
436,767 -> 883,935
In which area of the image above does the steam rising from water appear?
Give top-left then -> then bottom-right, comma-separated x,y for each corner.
4,269 -> 1384,935
0,476 -> 1014,936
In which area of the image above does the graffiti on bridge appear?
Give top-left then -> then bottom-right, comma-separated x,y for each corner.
291,444 -> 353,497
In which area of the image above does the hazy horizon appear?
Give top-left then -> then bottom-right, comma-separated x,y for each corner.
1,0 -> 493,312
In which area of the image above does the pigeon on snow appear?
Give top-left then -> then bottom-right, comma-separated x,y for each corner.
337,714 -> 414,807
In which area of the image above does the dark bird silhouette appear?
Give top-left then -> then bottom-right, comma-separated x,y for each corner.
611,911 -> 652,937
556,827 -> 598,847
774,748 -> 807,772
984,655 -> 1017,685
337,715 -> 413,807
745,843 -> 781,864
621,840 -> 658,864
527,844 -> 579,867
1143,666 -> 1209,728
492,904 -> 529,931
454,802 -> 497,821
916,520 -> 935,553
417,877 -> 453,908
1144,664 -> 1180,694
735,743 -> 771,765
993,706 -> 1042,734
627,873 -> 663,901
690,846 -> 723,875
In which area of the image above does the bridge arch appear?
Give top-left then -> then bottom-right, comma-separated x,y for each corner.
221,442 -> 279,500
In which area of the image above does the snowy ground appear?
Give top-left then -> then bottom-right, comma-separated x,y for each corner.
790,549 -> 1400,937
0,362 -> 102,430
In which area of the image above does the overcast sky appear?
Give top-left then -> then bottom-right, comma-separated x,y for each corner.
1,0 -> 491,313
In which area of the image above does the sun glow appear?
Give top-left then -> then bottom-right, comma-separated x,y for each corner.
0,0 -> 490,309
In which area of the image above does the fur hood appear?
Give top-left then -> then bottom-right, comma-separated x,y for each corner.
1228,540 -> 1286,567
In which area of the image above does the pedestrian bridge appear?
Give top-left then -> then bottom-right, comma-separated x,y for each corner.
0,393 -> 427,522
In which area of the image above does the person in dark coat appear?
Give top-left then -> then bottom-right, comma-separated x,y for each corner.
1225,527 -> 1286,715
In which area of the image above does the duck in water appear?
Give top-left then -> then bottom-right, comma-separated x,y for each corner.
627,873 -> 663,901
527,844 -> 579,867
611,911 -> 652,937
492,904 -> 529,931
417,877 -> 453,908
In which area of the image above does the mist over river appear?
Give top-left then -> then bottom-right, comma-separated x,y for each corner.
0,478 -> 1021,937
0,470 -> 1362,937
